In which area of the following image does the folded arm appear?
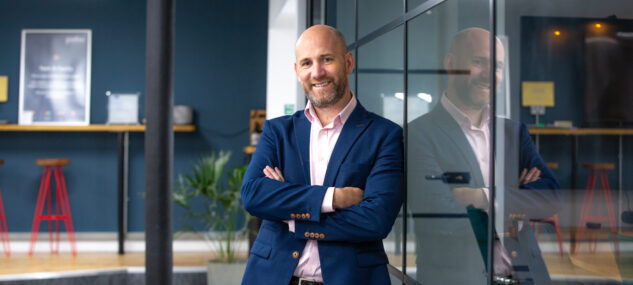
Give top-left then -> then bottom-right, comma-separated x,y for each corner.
293,127 -> 404,242
241,121 -> 328,223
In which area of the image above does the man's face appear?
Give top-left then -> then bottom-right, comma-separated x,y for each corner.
294,29 -> 353,108
452,36 -> 505,109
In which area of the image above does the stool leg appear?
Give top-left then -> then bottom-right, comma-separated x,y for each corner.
56,166 -> 76,256
53,167 -> 64,254
0,189 -> 10,256
576,170 -> 596,254
534,221 -> 541,241
29,166 -> 52,256
599,170 -> 619,257
47,176 -> 54,254
553,215 -> 563,256
55,188 -> 61,254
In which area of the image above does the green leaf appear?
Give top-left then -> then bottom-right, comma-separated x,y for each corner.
172,150 -> 249,262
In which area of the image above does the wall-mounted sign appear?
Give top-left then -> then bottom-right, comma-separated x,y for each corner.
0,76 -> 7,103
522,81 -> 555,107
19,29 -> 92,125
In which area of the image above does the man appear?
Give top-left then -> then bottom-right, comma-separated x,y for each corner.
408,28 -> 561,284
241,25 -> 403,285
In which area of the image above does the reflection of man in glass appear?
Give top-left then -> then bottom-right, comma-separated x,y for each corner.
408,28 -> 561,284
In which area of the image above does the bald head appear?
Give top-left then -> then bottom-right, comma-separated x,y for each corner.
294,25 -> 354,110
295,25 -> 348,59
445,28 -> 505,111
448,27 -> 504,63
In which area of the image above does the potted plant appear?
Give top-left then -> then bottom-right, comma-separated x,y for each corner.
173,150 -> 250,284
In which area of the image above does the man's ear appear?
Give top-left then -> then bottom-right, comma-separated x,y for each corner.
444,53 -> 455,74
294,62 -> 301,82
345,51 -> 355,74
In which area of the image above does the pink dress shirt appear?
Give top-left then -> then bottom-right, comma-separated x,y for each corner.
441,94 -> 513,275
286,94 -> 357,281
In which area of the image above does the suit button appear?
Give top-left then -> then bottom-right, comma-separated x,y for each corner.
304,232 -> 310,237
301,214 -> 307,219
306,213 -> 311,219
292,251 -> 299,258
309,232 -> 316,238
290,213 -> 296,219
319,233 -> 325,239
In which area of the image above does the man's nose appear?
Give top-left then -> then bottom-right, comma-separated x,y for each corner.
311,62 -> 326,79
480,63 -> 491,79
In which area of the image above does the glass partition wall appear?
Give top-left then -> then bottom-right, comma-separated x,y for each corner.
324,0 -> 633,284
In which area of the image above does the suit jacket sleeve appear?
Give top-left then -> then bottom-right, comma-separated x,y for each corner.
241,120 -> 329,223
504,123 -> 562,220
293,126 -> 404,242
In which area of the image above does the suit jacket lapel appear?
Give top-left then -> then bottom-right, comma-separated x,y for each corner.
293,113 -> 311,184
323,103 -> 372,186
431,104 -> 485,187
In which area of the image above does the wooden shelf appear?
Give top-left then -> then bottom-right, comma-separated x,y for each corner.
528,127 -> 633,135
0,124 -> 196,132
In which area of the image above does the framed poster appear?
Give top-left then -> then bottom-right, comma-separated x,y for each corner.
19,29 -> 92,125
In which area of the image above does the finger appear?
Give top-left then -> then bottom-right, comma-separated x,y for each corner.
529,166 -> 539,175
531,169 -> 542,182
519,169 -> 527,183
263,167 -> 274,179
264,166 -> 280,181
525,167 -> 538,182
274,167 -> 285,182
530,167 -> 540,180
269,168 -> 281,181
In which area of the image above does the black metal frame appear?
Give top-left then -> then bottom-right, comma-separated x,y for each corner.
401,0 -> 409,279
319,0 -> 502,284
487,0 -> 498,284
145,0 -> 175,284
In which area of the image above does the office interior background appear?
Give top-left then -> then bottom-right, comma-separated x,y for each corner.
0,0 -> 632,284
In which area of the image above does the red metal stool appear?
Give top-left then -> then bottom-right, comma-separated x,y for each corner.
574,162 -> 618,256
0,159 -> 10,256
530,162 -> 564,256
29,159 -> 76,256
531,214 -> 563,256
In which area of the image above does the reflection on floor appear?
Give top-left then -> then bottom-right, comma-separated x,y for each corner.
0,252 -> 233,284
0,252 -> 219,275
385,231 -> 633,284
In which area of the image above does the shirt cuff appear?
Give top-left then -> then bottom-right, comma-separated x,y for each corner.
321,187 -> 335,213
287,220 -> 295,233
481,187 -> 494,212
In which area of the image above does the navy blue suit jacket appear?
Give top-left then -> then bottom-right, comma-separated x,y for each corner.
241,102 -> 404,285
408,103 -> 561,284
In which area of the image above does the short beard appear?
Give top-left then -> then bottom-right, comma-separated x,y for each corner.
305,79 -> 347,108
455,81 -> 488,110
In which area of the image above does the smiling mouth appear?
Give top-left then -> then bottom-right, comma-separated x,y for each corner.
313,81 -> 332,88
474,83 -> 489,90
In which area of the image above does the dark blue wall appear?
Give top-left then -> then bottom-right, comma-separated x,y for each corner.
0,0 -> 268,232
520,16 -> 633,200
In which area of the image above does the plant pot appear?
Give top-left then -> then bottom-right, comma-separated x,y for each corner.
207,260 -> 247,285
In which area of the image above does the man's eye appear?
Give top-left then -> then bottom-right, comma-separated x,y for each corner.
301,61 -> 311,67
324,57 -> 333,63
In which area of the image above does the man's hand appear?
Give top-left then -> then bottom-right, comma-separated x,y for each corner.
333,187 -> 364,209
519,167 -> 541,185
263,165 -> 285,182
452,187 -> 488,210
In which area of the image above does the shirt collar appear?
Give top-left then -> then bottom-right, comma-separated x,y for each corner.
441,93 -> 490,129
304,92 -> 357,128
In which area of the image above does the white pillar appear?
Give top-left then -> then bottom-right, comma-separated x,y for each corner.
266,0 -> 306,119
